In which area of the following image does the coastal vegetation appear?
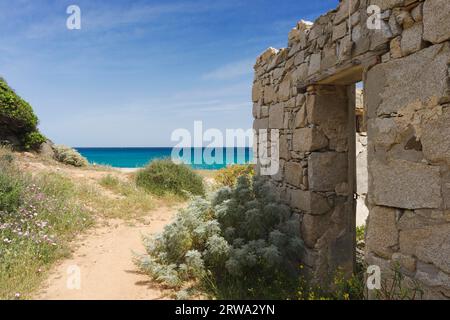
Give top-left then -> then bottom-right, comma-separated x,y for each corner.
0,78 -> 46,151
136,159 -> 205,198
213,164 -> 254,188
0,147 -> 92,299
136,174 -> 305,299
52,145 -> 88,167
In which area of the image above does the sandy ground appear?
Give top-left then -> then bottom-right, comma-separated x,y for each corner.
34,205 -> 178,300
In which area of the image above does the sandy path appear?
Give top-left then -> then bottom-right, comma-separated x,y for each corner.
34,206 -> 177,300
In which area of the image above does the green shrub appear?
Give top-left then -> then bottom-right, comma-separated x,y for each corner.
136,159 -> 204,197
136,176 -> 304,299
214,164 -> 254,187
52,145 -> 88,167
22,131 -> 47,151
99,175 -> 120,189
0,78 -> 46,150
0,149 -> 92,299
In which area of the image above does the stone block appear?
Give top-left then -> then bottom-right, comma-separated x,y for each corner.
369,0 -> 403,11
293,127 -> 328,152
392,253 -> 417,273
366,206 -> 399,259
423,0 -> 450,44
370,159 -> 442,209
400,224 -> 450,274
401,22 -> 425,56
292,63 -> 308,85
252,81 -> 262,102
253,118 -> 269,131
285,161 -> 303,187
294,105 -> 307,128
263,85 -> 276,104
278,78 -> 291,102
421,107 -> 450,165
390,36 -> 402,58
268,104 -> 284,129
301,213 -> 331,248
332,21 -> 348,42
308,152 -> 348,192
288,189 -> 331,215
308,53 -> 321,76
335,0 -> 361,24
365,43 -> 450,117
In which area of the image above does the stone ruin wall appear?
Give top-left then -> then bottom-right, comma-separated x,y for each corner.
252,0 -> 450,299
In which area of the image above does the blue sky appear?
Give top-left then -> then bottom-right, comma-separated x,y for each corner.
0,0 -> 339,147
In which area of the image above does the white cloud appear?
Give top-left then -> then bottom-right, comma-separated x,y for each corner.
202,59 -> 254,80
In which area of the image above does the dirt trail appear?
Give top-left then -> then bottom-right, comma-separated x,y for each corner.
34,206 -> 177,300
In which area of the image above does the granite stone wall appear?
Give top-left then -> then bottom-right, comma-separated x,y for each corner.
252,0 -> 450,299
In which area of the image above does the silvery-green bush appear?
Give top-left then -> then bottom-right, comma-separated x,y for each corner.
52,145 -> 88,167
136,176 -> 305,299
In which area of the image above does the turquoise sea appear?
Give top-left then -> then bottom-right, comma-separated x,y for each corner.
75,147 -> 253,170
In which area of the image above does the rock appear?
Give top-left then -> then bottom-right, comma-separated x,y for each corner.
390,36 -> 402,58
268,104 -> 284,129
39,140 -> 55,159
335,0 -> 361,25
252,81 -> 262,102
253,118 -> 269,131
367,117 -> 398,149
308,53 -> 321,76
292,63 -> 308,85
366,43 -> 450,117
285,161 -> 303,187
411,3 -> 423,22
415,261 -> 450,292
263,85 -> 276,104
400,224 -> 450,274
257,47 -> 278,64
308,152 -> 348,192
401,22 -> 425,56
288,189 -> 331,215
370,159 -> 442,209
294,105 -> 307,128
388,13 -> 402,37
332,21 -> 348,42
301,213 -> 331,248
423,0 -> 450,44
370,0 -> 404,11
394,9 -> 415,29
278,78 -> 291,101
392,253 -> 417,273
293,127 -> 328,152
421,108 -> 450,165
366,206 -> 399,259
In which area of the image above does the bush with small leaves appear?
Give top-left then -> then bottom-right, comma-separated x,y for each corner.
135,159 -> 204,198
136,175 -> 304,299
214,164 -> 254,187
0,78 -> 46,150
52,145 -> 88,167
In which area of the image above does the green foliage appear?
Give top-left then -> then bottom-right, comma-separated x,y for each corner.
22,131 -> 47,151
0,78 -> 46,150
297,268 -> 365,300
99,175 -> 120,189
214,164 -> 254,187
356,225 -> 365,243
136,159 -> 205,198
0,148 -> 92,299
52,145 -> 88,167
136,176 -> 304,299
